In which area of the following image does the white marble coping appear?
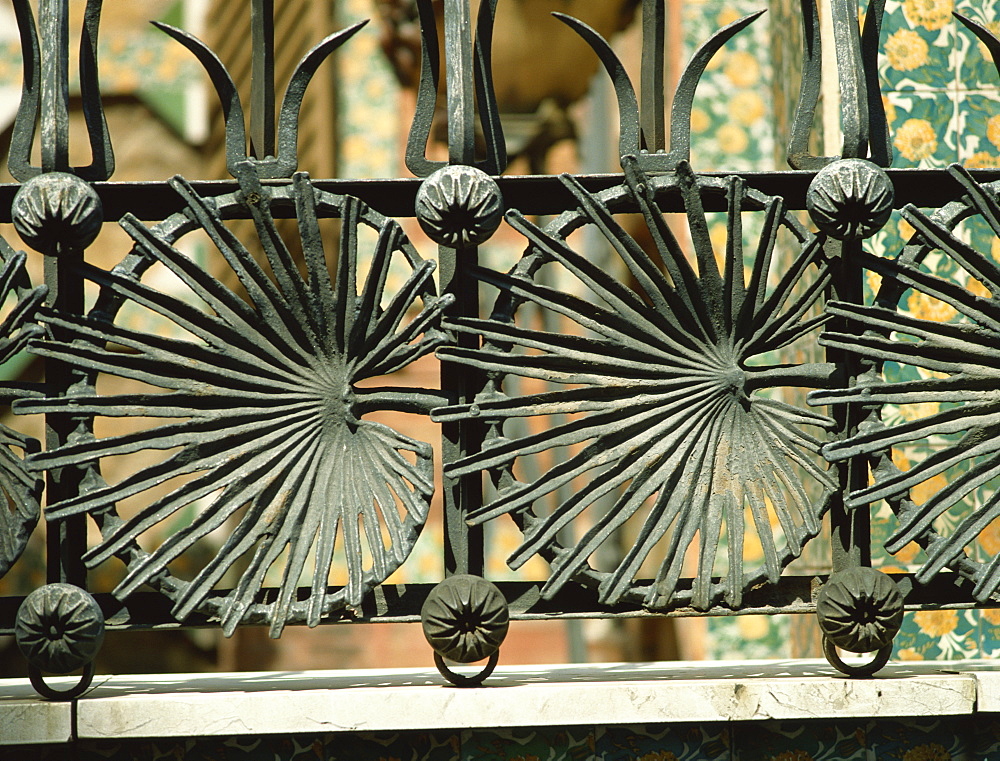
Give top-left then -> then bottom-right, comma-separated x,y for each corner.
0,659 -> 992,745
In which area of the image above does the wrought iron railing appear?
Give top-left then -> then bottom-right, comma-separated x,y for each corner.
1,0 -> 999,699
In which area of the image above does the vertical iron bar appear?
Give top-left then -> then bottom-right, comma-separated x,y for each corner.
440,242 -> 485,578
39,0 -> 69,172
36,0 -> 88,586
440,0 -> 484,577
828,238 -> 871,571
640,0 -> 666,152
250,0 -> 276,159
444,0 -> 475,165
44,245 -> 88,587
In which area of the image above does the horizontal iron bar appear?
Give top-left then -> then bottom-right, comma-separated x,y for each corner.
1,169 -> 996,222
0,573 -> 987,636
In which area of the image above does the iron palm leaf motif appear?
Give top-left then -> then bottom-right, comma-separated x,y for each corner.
0,240 -> 45,577
17,166 -> 451,636
434,159 -> 837,610
810,165 -> 1000,601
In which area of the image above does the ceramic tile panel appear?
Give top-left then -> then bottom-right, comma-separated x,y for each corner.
892,609 -> 982,661
337,0 -> 403,179
460,725 -> 594,761
733,720 -> 867,761
955,0 -> 1000,92
866,717 -> 974,761
596,722 -> 732,761
955,89 -> 1000,164
884,90 -> 960,166
880,0 -> 958,93
681,0 -> 777,172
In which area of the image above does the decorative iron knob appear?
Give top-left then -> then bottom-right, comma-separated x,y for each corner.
806,159 -> 893,241
12,173 -> 103,254
816,567 -> 903,677
421,574 -> 509,686
415,165 -> 503,248
16,583 -> 105,699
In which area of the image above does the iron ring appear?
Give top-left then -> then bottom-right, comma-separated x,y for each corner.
28,661 -> 96,701
822,636 -> 892,678
433,650 -> 499,687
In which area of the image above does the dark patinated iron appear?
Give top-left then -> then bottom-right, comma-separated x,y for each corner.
421,574 -> 509,686
15,582 -> 105,699
816,567 -> 903,677
2,0 -> 1000,697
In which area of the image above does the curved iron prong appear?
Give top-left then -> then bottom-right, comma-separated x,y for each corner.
405,0 -> 507,176
552,13 -> 640,162
956,13 -> 1000,78
787,0 -> 822,168
664,10 -> 765,171
832,0 -> 868,160
9,0 -> 113,182
474,0 -> 506,175
863,0 -> 891,166
8,0 -> 41,182
77,0 -> 114,181
405,0 -> 444,177
263,20 -> 369,179
788,0 -> 888,169
152,21 -> 246,178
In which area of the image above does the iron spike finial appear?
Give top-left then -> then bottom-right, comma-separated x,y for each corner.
154,8 -> 367,179
405,0 -> 506,177
555,7 -> 763,173
640,0 -> 666,153
787,0 -> 890,169
9,0 -> 114,182
250,0 -> 277,160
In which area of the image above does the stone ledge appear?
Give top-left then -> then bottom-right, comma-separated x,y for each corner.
0,659 -> 990,745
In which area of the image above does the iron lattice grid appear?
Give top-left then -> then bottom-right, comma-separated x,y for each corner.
0,0 -> 997,694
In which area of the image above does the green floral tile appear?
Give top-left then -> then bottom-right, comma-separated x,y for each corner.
596,722 -> 731,761
885,90 -> 959,167
337,0 -> 402,179
892,608 -> 982,661
955,0 -> 1000,91
879,0 -> 956,93
867,717 -> 974,761
460,726 -> 593,761
681,0 -> 775,172
733,720 -> 867,761
977,605 -> 1000,657
954,90 -> 1000,166
703,614 -> 793,660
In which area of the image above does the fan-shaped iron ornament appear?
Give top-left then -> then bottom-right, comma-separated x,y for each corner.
0,239 -> 45,578
16,164 -> 452,637
433,158 -> 837,611
810,164 -> 1000,601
